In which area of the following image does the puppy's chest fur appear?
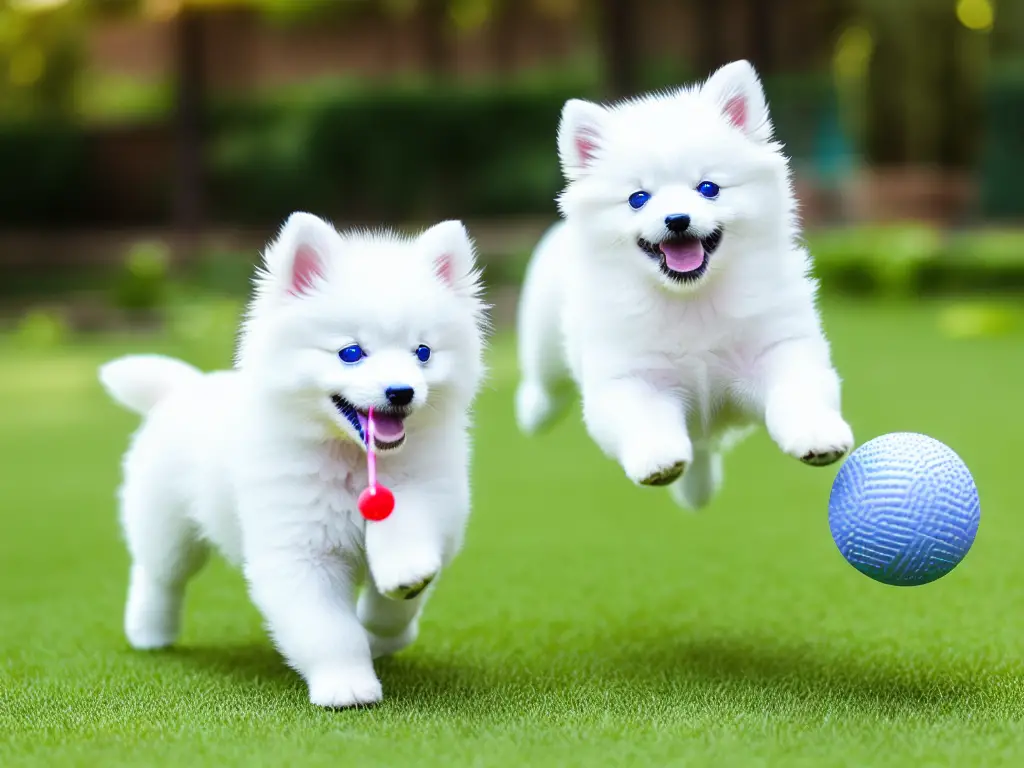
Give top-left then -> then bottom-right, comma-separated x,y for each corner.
299,441 -> 369,529
318,439 -> 364,501
648,308 -> 761,436
233,438 -> 370,555
571,278 -> 768,436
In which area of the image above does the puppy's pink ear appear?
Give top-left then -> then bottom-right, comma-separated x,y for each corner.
723,95 -> 747,131
700,60 -> 773,143
290,244 -> 325,296
557,99 -> 608,180
434,253 -> 455,286
266,212 -> 335,297
418,220 -> 478,293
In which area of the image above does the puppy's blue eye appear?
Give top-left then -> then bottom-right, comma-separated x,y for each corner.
339,345 -> 364,364
696,181 -> 720,199
628,191 -> 651,210
416,345 -> 431,363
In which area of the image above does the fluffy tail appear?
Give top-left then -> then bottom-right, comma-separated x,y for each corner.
98,355 -> 202,416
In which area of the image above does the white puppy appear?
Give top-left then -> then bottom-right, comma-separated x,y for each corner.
515,60 -> 853,509
100,213 -> 487,708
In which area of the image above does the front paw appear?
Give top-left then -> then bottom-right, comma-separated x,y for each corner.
307,665 -> 383,709
382,575 -> 434,601
768,408 -> 853,466
621,436 -> 692,487
369,551 -> 440,601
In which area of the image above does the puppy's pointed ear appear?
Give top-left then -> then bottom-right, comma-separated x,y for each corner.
418,220 -> 478,293
265,212 -> 336,297
557,98 -> 608,181
700,60 -> 773,144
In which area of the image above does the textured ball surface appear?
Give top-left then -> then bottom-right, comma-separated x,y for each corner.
829,432 -> 980,586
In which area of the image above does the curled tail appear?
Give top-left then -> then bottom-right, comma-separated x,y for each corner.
98,355 -> 202,416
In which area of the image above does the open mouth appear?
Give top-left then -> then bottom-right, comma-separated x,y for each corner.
638,228 -> 723,283
330,395 -> 408,451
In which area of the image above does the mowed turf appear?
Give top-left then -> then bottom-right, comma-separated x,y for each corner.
2,298 -> 1024,767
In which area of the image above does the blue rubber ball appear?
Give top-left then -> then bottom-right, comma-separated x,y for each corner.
829,432 -> 980,586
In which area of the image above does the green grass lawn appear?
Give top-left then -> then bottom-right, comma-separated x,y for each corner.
2,298 -> 1024,766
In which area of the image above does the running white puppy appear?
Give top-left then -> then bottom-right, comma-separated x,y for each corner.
516,60 -> 853,509
100,213 -> 487,708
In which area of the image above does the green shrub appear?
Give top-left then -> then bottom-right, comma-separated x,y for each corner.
110,240 -> 171,313
0,72 -> 1018,232
14,308 -> 68,349
806,226 -> 1024,295
206,73 -> 838,225
806,224 -> 943,295
206,81 -> 590,223
0,71 -> 838,229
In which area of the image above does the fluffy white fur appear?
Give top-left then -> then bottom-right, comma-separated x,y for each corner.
100,213 -> 487,708
516,60 -> 853,507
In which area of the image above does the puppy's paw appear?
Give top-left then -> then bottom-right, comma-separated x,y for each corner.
383,575 -> 434,601
768,408 -> 853,467
125,624 -> 177,651
637,460 -> 687,486
621,436 -> 692,487
308,665 -> 383,709
370,552 -> 440,602
124,570 -> 182,650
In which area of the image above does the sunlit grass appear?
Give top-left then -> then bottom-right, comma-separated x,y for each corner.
2,298 -> 1023,766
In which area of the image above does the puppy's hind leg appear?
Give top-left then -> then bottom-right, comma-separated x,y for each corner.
357,577 -> 431,659
120,466 -> 208,650
515,229 -> 575,435
669,447 -> 723,511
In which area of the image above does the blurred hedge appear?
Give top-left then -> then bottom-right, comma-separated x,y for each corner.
0,74 -> 834,228
206,80 -> 582,223
0,73 -> 1021,227
805,226 -> 1024,295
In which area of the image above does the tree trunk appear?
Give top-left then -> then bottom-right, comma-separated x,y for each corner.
172,6 -> 205,261
490,0 -> 522,75
597,0 -> 640,99
693,0 -> 726,76
992,0 -> 1024,57
421,0 -> 453,80
864,0 -> 983,169
747,0 -> 776,76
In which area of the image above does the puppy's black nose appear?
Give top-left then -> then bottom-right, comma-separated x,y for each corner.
385,385 -> 415,407
665,213 -> 691,234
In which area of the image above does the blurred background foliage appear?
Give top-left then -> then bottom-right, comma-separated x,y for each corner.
0,0 -> 1022,329
8,11 -> 1024,765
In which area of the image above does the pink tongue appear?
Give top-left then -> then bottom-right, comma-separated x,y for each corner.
373,414 -> 405,441
660,240 -> 705,272
357,411 -> 405,442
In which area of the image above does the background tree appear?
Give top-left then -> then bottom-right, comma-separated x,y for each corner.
861,0 -> 987,168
